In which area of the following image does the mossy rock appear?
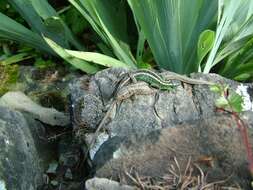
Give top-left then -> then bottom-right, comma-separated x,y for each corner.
0,65 -> 19,95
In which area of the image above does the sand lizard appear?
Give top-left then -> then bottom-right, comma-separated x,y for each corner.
87,69 -> 214,159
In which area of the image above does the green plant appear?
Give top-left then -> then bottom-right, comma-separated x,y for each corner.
202,0 -> 253,81
127,0 -> 217,74
2,0 -> 253,78
69,0 -> 137,68
210,84 -> 253,177
48,0 -> 218,74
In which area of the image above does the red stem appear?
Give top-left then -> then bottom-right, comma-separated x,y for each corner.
232,112 -> 253,175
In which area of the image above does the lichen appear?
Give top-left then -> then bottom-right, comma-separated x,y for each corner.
236,84 -> 253,111
0,65 -> 19,96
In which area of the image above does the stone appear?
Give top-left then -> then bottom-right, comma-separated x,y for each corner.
69,68 -> 253,188
0,91 -> 70,126
71,68 -> 252,158
85,177 -> 135,190
0,107 -> 46,190
94,113 -> 253,189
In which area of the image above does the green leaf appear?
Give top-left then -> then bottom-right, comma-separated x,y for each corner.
136,61 -> 152,69
228,91 -> 243,113
209,84 -> 223,94
0,12 -> 53,54
69,0 -> 136,67
197,30 -> 215,68
234,73 -> 251,81
219,38 -> 253,79
66,50 -> 131,68
7,0 -> 83,50
34,58 -> 55,69
215,96 -> 229,108
127,0 -> 217,74
0,52 -> 34,65
62,7 -> 88,35
44,36 -> 99,74
44,37 -> 130,73
204,0 -> 253,73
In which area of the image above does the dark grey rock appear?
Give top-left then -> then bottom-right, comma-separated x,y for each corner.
64,168 -> 73,180
85,177 -> 135,190
69,77 -> 103,129
69,68 -> 253,188
0,106 -> 48,190
94,113 -> 253,189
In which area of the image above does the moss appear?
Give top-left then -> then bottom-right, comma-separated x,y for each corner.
0,65 -> 19,95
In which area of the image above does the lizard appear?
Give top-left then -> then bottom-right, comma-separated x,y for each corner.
119,69 -> 215,87
85,82 -> 156,159
86,69 -> 215,159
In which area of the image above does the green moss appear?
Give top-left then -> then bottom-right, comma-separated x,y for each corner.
34,58 -> 55,69
0,65 -> 19,95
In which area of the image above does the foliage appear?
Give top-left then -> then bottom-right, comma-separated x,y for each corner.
1,0 -> 253,78
203,0 -> 253,80
197,30 -> 215,72
44,37 -> 131,73
210,84 -> 243,113
127,0 -> 217,74
34,58 -> 55,69
211,84 -> 253,177
69,0 -> 137,68
60,7 -> 89,36
219,37 -> 253,81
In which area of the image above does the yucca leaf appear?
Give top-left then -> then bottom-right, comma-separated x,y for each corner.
0,12 -> 53,54
66,50 -> 132,68
44,37 -> 130,73
44,37 -> 99,73
219,37 -> 253,77
127,0 -> 217,74
7,0 -> 83,50
69,0 -> 137,68
204,0 -> 253,73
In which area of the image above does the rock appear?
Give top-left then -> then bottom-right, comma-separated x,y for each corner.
69,68 -> 253,188
94,113 -> 253,189
0,106 -> 47,190
46,161 -> 58,174
70,68 -> 253,157
64,168 -> 73,180
85,177 -> 135,190
0,91 -> 70,126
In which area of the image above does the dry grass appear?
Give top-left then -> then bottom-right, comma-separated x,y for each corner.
123,157 -> 241,190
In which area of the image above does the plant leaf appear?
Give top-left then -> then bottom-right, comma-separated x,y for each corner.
66,50 -> 132,68
69,0 -> 136,67
7,0 -> 83,50
197,30 -> 215,69
215,96 -> 229,108
127,0 -> 217,74
228,91 -> 243,113
44,37 -> 99,74
0,12 -> 53,54
204,0 -> 253,73
44,37 -> 130,73
0,52 -> 34,65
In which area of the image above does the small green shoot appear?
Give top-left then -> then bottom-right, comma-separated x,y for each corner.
210,84 -> 243,113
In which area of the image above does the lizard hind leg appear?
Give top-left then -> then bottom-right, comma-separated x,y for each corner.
128,73 -> 138,83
